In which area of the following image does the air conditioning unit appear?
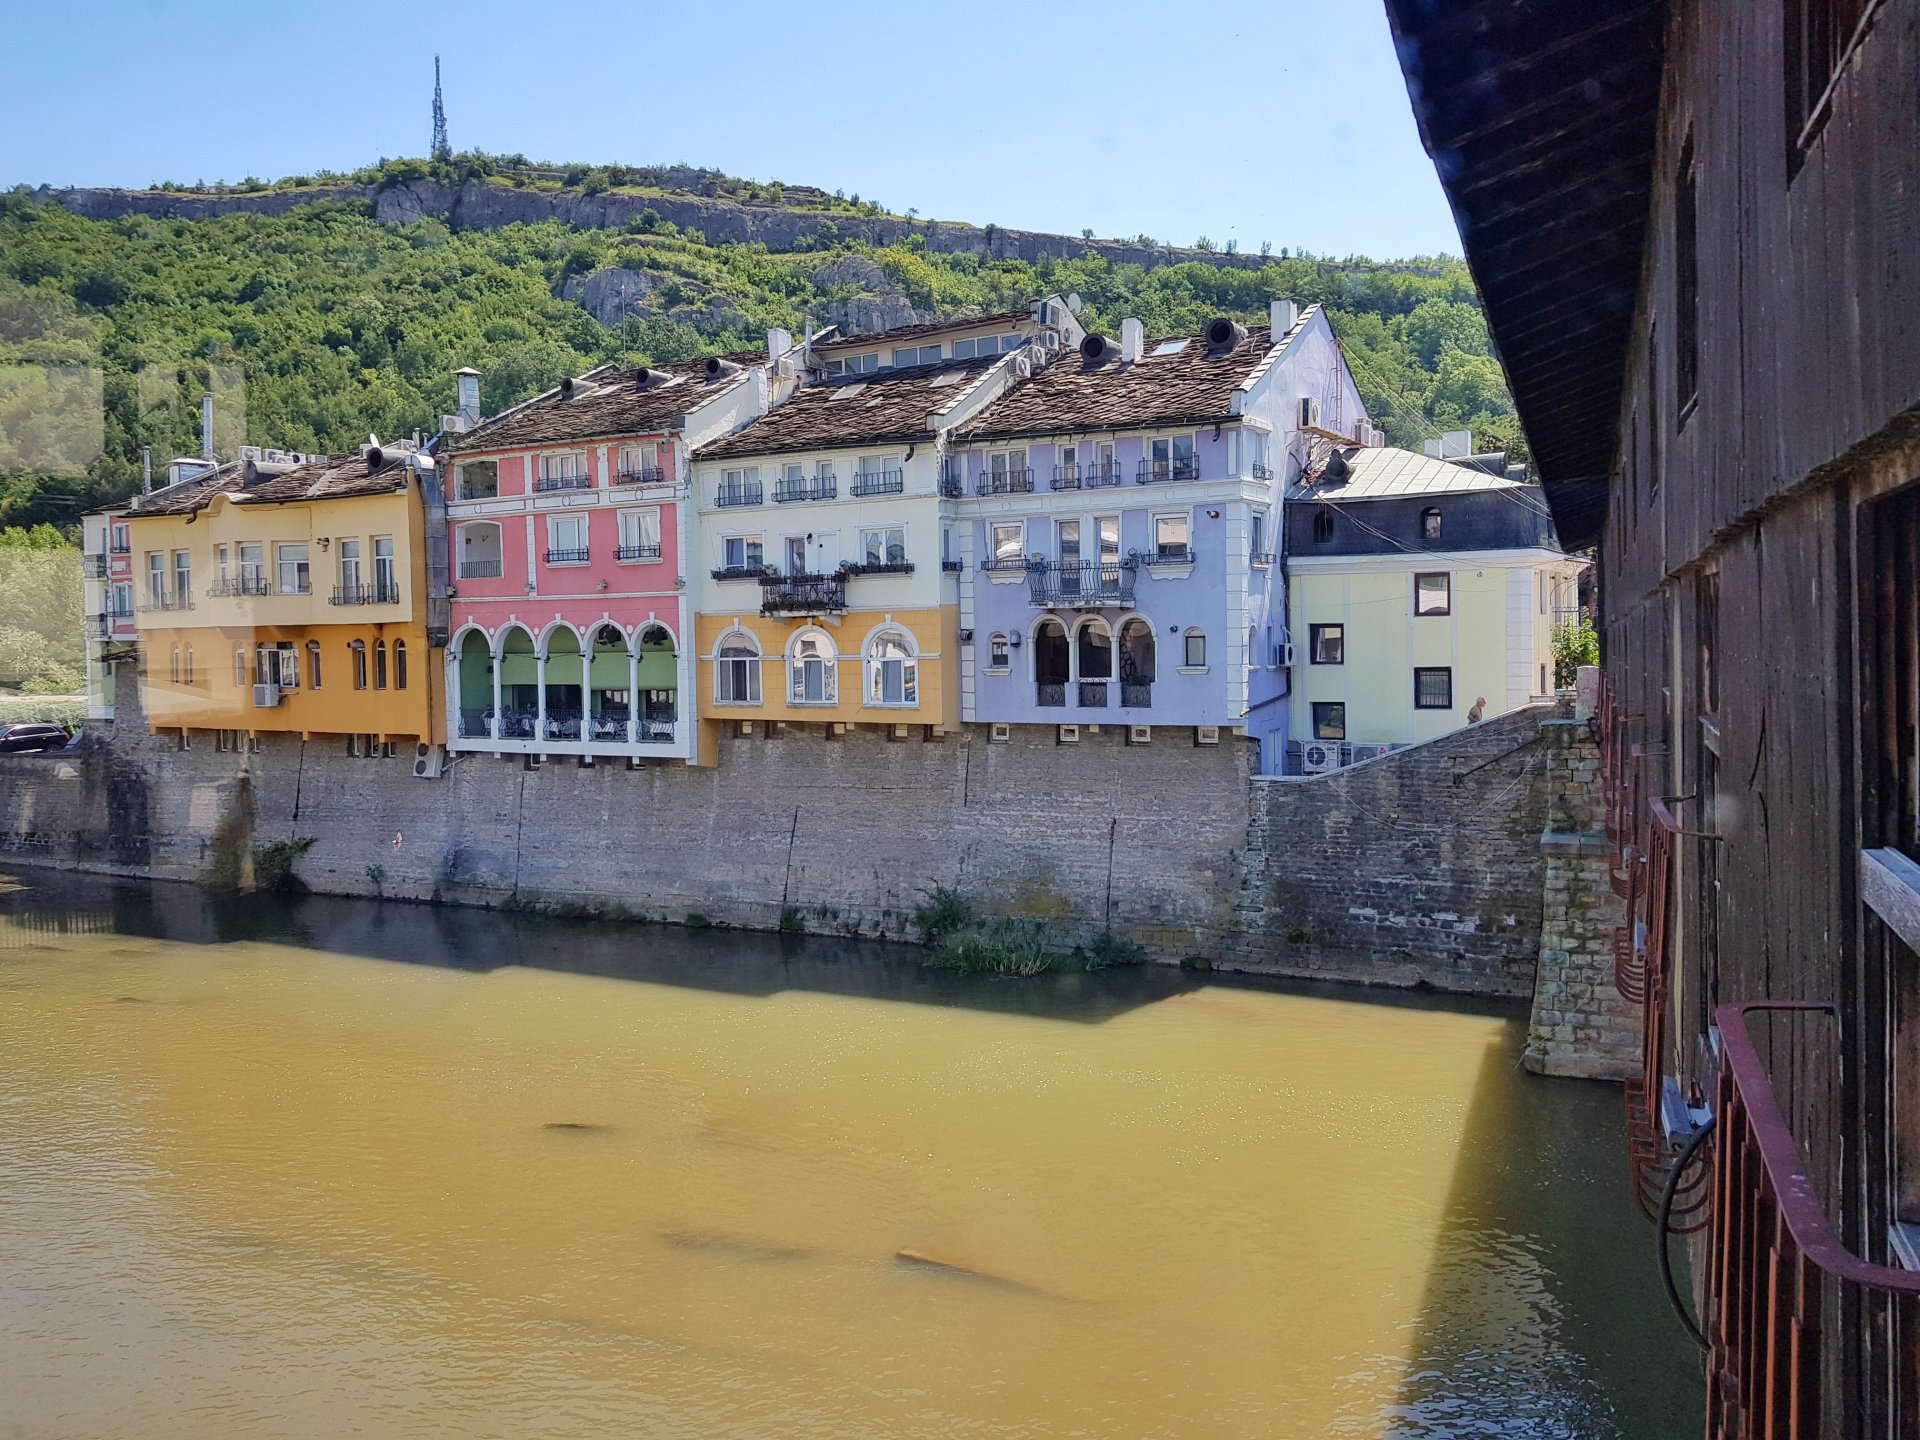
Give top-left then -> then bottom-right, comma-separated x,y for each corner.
252,683 -> 282,707
1351,742 -> 1394,762
989,722 -> 1012,743
1128,724 -> 1151,745
1299,397 -> 1321,429
1273,639 -> 1295,668
1301,740 -> 1342,773
1057,724 -> 1080,744
1195,725 -> 1221,745
412,743 -> 445,779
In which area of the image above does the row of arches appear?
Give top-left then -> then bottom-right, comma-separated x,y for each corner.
712,625 -> 920,709
452,621 -> 679,745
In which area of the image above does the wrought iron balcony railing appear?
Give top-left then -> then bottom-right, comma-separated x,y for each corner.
844,559 -> 914,577
1051,461 -> 1122,490
85,613 -> 109,639
1035,682 -> 1066,708
1078,680 -> 1109,708
536,473 -> 593,492
138,590 -> 194,612
774,475 -> 837,502
458,560 -> 503,580
615,543 -> 663,562
1251,462 -> 1274,481
711,564 -> 769,582
1137,458 -> 1199,484
544,547 -> 590,565
941,559 -> 963,573
850,468 -> 904,497
1120,682 -> 1153,708
1027,558 -> 1137,609
715,482 -> 763,507
939,474 -> 965,498
208,575 -> 272,598
977,468 -> 1035,496
614,465 -> 664,486
758,572 -> 847,616
330,581 -> 401,606
109,539 -> 131,554
1144,543 -> 1193,566
1250,550 -> 1276,566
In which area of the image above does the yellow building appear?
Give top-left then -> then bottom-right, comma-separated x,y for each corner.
1283,448 -> 1584,771
127,446 -> 446,747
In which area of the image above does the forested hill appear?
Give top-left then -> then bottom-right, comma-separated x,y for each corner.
0,157 -> 1519,530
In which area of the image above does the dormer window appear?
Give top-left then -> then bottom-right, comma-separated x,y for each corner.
1422,507 -> 1442,541
1313,510 -> 1334,544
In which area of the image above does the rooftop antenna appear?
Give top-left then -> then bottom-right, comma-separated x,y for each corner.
431,55 -> 451,162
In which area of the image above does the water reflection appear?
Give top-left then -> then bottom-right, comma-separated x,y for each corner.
0,865 -> 1699,1438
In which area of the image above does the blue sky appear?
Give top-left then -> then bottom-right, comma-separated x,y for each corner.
1,0 -> 1462,258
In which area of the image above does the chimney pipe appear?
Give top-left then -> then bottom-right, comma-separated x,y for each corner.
705,357 -> 743,380
453,367 -> 481,427
141,447 -> 152,494
1121,317 -> 1144,363
1079,333 -> 1120,362
1270,299 -> 1298,339
200,392 -> 214,461
1204,317 -> 1247,352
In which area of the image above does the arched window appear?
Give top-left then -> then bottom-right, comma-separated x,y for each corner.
307,641 -> 322,689
169,644 -> 180,684
456,520 -> 504,580
183,644 -> 194,686
393,640 -> 407,691
866,629 -> 918,706
987,632 -> 1010,669
1034,618 -> 1069,705
1313,510 -> 1334,543
1075,618 -> 1113,680
350,640 -> 368,690
1119,619 -> 1156,687
373,640 -> 388,689
715,630 -> 761,705
788,629 -> 836,704
234,648 -> 247,687
1422,507 -> 1442,541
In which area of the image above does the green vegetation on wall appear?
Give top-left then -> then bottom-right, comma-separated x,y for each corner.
0,525 -> 82,693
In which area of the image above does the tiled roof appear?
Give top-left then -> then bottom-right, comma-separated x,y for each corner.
126,452 -> 414,517
447,358 -> 749,453
953,313 -> 1308,443
695,357 -> 1002,461
811,311 -> 1031,352
1286,446 -> 1535,501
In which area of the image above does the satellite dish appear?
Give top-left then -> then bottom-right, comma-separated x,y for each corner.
1065,293 -> 1085,316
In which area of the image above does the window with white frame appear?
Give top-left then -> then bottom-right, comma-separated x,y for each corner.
172,550 -> 191,601
825,352 -> 881,376
1149,433 -> 1196,481
892,344 -> 942,367
146,552 -> 165,604
373,537 -> 395,597
1184,631 -> 1207,668
110,581 -> 132,617
866,630 -> 918,706
715,631 -> 761,704
981,448 -> 1029,493
546,514 -> 589,563
783,536 -> 807,575
618,442 -> 659,481
860,526 -> 906,568
1247,428 -> 1272,478
1251,509 -> 1268,557
275,542 -> 309,595
618,507 -> 662,560
987,632 -> 1010,669
1153,513 -> 1191,562
722,534 -> 764,572
338,538 -> 362,594
989,521 -> 1025,567
1097,515 -> 1120,560
214,544 -> 229,584
788,629 -> 836,704
455,460 -> 498,500
539,451 -> 589,486
238,543 -> 264,588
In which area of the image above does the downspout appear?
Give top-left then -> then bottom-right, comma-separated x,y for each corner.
414,440 -> 452,746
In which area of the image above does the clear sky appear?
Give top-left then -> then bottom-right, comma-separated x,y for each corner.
1,0 -> 1462,259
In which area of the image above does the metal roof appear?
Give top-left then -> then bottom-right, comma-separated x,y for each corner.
1286,445 -> 1531,502
1383,0 -> 1668,549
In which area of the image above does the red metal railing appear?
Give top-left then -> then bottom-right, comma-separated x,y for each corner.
1708,1001 -> 1920,1438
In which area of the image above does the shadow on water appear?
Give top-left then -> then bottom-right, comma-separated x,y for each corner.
1384,1026 -> 1705,1439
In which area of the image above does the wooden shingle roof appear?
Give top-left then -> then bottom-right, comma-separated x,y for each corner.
695,357 -> 1003,461
447,359 -> 749,454
126,452 -> 414,517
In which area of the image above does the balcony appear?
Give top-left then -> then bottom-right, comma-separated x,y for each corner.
1250,550 -> 1276,566
1137,458 -> 1199,484
844,560 -> 914,577
939,474 -> 965,498
138,590 -> 194,613
977,468 -> 1035,496
758,572 -> 846,616
82,553 -> 107,579
536,473 -> 593,493
711,564 -> 768,582
330,581 -> 401,606
941,559 -> 963,573
1078,680 -> 1109,708
208,575 -> 271,598
1027,559 -> 1137,609
774,474 -> 837,503
851,468 -> 905,497
614,465 -> 664,487
1051,461 -> 1123,490
460,706 -> 679,746
544,548 -> 590,565
1251,462 -> 1274,481
1143,543 -> 1193,566
459,560 -> 503,580
715,481 -> 763,508
615,543 -> 663,562
109,538 -> 130,555
85,614 -> 109,639
1707,1000 -> 1920,1439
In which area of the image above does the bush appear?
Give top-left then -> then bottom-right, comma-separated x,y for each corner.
913,885 -> 973,943
0,696 -> 83,729
925,919 -> 1061,975
1552,613 -> 1600,688
251,836 -> 316,892
1079,930 -> 1147,969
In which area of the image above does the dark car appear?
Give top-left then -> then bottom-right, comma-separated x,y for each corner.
0,723 -> 72,753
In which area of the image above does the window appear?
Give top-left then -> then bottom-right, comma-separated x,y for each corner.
617,442 -> 659,481
990,521 -> 1024,567
1057,519 -> 1081,566
1415,572 -> 1451,616
183,644 -> 194,685
1676,131 -> 1698,415
1183,631 -> 1207,668
1313,510 -> 1334,544
1312,702 -> 1346,740
238,543 -> 264,589
168,644 -> 179,684
455,460 -> 498,500
618,508 -> 662,560
338,538 -> 362,595
788,630 -> 836,704
1153,513 -> 1191,561
987,632 -> 1010,669
1310,624 -> 1344,665
891,344 -> 941,367
1077,620 -> 1113,680
277,645 -> 299,689
111,582 -> 132,618
393,641 -> 407,691
276,543 -> 309,595
1414,667 -> 1454,709
214,544 -> 230,584
1421,508 -> 1442,541
716,631 -> 761,704
373,537 -> 395,598
307,641 -> 322,689
373,640 -> 388,689
350,640 -> 368,690
1148,433 -> 1196,481
457,522 -> 502,580
718,466 -> 761,505
1097,515 -> 1120,560
1785,0 -> 1873,164
954,336 -> 1020,360
860,527 -> 906,567
722,535 -> 765,572
538,451 -> 589,487
783,535 -> 808,575
866,630 -> 918,706
981,449 -> 1028,493
233,648 -> 247,687
824,351 -> 880,376
110,522 -> 128,553
172,550 -> 191,602
546,514 -> 589,563
1251,510 -> 1267,555
147,553 -> 166,604
1247,428 -> 1272,479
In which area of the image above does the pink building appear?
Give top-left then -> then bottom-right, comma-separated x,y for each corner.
440,352 -> 781,763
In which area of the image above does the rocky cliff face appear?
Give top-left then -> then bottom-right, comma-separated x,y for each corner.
33,178 -> 1276,275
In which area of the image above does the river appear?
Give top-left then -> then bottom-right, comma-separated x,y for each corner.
0,867 -> 1700,1438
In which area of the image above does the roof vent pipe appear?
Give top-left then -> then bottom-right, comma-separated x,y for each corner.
1205,317 -> 1247,352
559,376 -> 578,400
706,357 -> 743,380
1270,299 -> 1298,338
1121,317 -> 1144,363
1079,333 -> 1119,362
453,367 -> 481,427
634,367 -> 657,390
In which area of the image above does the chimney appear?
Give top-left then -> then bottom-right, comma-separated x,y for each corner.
200,392 -> 215,461
453,367 -> 481,429
767,327 -> 792,365
141,446 -> 152,494
1121,317 -> 1144,363
1270,299 -> 1298,338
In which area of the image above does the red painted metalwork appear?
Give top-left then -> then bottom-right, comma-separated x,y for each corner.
1707,1002 -> 1920,1439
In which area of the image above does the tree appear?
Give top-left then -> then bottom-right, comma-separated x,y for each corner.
1401,297 -> 1490,368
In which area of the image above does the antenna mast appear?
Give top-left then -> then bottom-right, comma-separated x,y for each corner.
431,55 -> 451,161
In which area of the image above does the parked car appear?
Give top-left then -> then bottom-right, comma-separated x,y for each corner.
0,723 -> 72,753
